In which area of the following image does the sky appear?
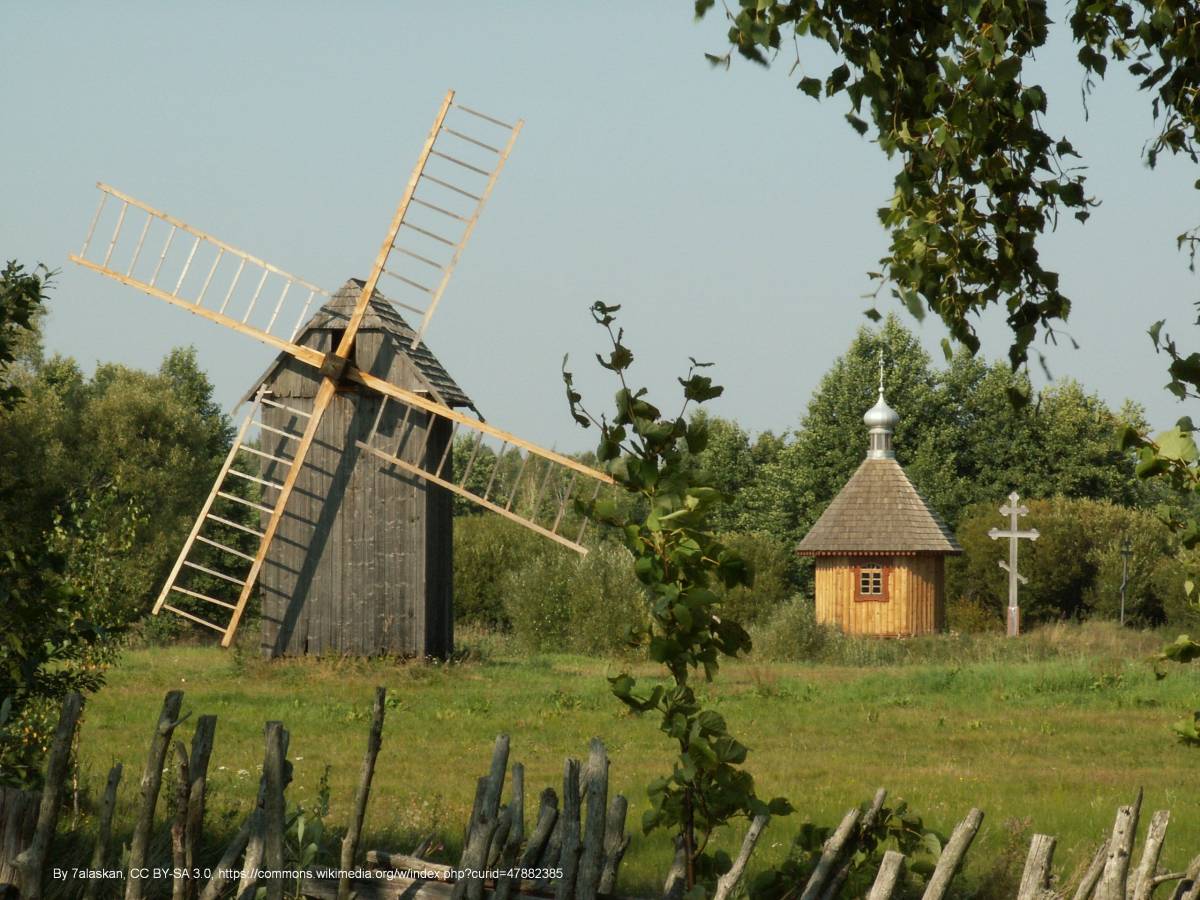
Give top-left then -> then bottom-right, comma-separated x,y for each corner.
2,2 -> 1197,454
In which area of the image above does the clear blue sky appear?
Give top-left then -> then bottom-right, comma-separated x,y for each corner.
3,3 -> 1196,452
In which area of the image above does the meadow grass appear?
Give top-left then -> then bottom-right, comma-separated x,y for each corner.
59,622 -> 1200,898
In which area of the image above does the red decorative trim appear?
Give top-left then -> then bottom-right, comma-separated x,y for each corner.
854,561 -> 891,602
796,549 -> 960,557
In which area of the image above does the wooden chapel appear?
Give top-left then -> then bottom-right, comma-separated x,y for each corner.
795,378 -> 961,636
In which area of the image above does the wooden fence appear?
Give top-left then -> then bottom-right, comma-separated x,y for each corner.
1,689 -> 1198,900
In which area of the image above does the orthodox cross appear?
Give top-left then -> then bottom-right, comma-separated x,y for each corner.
988,491 -> 1039,637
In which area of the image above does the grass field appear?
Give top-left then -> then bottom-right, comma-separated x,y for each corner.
59,623 -> 1200,898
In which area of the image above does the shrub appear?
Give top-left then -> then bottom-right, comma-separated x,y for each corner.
503,543 -> 646,655
751,596 -> 834,661
454,515 -> 550,628
949,496 -> 1185,626
1084,512 -> 1177,626
1156,550 -> 1200,630
713,531 -> 796,626
946,596 -> 1001,634
0,546 -> 120,788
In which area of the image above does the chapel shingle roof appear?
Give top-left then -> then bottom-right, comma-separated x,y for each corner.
795,457 -> 962,556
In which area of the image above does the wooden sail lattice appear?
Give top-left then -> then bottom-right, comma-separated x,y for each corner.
71,183 -> 333,351
356,393 -> 604,553
151,389 -> 302,637
73,91 -> 612,645
371,98 -> 522,350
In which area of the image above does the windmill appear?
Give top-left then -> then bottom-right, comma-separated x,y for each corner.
69,90 -> 612,657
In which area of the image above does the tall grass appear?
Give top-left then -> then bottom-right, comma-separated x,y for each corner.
52,623 -> 1200,900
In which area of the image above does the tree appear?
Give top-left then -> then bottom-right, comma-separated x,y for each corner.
693,2 -> 1199,390
0,261 -> 51,412
0,330 -> 236,624
686,410 -> 783,533
564,302 -> 790,892
906,353 -> 1147,525
742,315 -> 938,547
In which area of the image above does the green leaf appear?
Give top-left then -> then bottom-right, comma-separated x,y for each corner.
597,345 -> 634,373
679,373 -> 724,403
845,113 -> 868,136
1154,426 -> 1198,463
1115,424 -> 1143,451
798,77 -> 822,98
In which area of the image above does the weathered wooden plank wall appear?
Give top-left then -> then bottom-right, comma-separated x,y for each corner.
258,326 -> 453,658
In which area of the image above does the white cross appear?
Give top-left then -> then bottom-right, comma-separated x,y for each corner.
988,491 -> 1039,637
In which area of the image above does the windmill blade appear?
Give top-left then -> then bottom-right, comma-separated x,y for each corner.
153,379 -> 354,645
69,183 -> 331,360
356,89 -> 522,351
354,391 -> 611,554
152,389 -> 297,639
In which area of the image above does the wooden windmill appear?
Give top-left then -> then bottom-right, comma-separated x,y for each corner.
70,91 -> 611,657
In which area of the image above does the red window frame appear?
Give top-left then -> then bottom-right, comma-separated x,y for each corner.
854,561 -> 890,602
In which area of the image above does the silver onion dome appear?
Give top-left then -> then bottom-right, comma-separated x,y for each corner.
863,392 -> 900,431
864,390 -> 898,459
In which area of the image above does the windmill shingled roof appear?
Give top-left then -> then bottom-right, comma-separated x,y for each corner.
795,458 -> 962,555
243,279 -> 474,410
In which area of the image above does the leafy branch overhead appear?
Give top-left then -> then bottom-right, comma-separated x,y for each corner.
564,301 -> 791,893
694,1 -> 1200,389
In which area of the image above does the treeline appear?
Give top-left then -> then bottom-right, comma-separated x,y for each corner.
454,315 -> 1199,651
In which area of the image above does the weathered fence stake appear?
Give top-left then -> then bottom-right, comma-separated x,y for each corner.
82,763 -> 123,900
186,715 -> 218,880
921,807 -> 983,900
598,795 -> 630,896
14,691 -> 83,900
482,735 -> 511,821
1130,810 -> 1170,900
493,763 -> 525,900
867,851 -> 906,900
1176,850 -> 1200,900
801,807 -> 861,900
1096,789 -> 1142,900
126,689 -> 186,900
236,809 -> 266,900
262,722 -> 288,900
522,788 -> 559,877
462,776 -> 490,869
555,759 -> 583,900
1016,833 -> 1056,900
1071,839 -> 1109,900
452,804 -> 500,900
199,810 -> 256,900
339,687 -> 387,900
820,788 -> 888,900
0,785 -> 39,895
713,814 -> 769,900
575,739 -> 608,900
663,836 -> 687,900
170,742 -> 190,900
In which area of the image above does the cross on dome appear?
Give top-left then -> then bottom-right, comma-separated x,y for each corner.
864,347 -> 899,459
